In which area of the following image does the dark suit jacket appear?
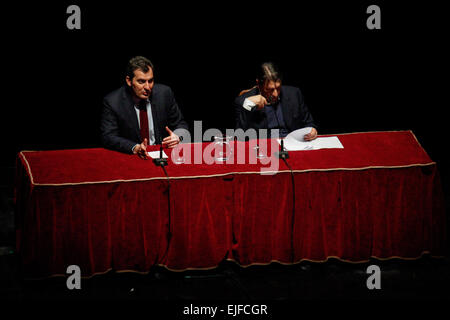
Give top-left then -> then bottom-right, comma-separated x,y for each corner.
101,84 -> 188,154
234,85 -> 316,134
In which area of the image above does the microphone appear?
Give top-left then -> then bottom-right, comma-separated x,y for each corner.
153,144 -> 168,167
275,138 -> 289,159
150,98 -> 168,167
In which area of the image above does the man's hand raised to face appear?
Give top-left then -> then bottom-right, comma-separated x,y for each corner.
247,95 -> 268,110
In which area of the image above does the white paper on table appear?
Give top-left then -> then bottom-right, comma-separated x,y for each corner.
147,150 -> 168,159
278,137 -> 314,151
312,136 -> 344,149
277,128 -> 344,151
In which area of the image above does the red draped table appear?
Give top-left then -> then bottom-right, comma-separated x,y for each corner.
15,131 -> 446,278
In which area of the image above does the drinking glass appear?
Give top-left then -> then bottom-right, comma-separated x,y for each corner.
214,135 -> 233,162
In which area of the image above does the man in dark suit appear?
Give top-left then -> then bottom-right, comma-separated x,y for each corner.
234,62 -> 317,140
101,56 -> 188,158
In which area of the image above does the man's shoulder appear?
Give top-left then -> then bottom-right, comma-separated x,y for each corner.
154,83 -> 170,91
103,85 -> 127,103
151,83 -> 176,103
153,83 -> 174,96
282,85 -> 301,94
281,85 -> 304,100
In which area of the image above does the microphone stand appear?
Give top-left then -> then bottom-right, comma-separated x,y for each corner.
147,98 -> 171,263
153,145 -> 168,167
150,99 -> 168,167
275,138 -> 289,159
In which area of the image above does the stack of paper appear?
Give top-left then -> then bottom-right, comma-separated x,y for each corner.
278,127 -> 344,151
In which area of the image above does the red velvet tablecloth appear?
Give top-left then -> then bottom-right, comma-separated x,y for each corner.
15,131 -> 446,278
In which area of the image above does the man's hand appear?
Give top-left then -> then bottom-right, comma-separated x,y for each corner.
162,126 -> 180,148
133,138 -> 148,159
247,95 -> 268,110
304,128 -> 318,141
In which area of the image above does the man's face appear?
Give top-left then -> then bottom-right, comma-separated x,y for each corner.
126,67 -> 154,100
260,80 -> 281,105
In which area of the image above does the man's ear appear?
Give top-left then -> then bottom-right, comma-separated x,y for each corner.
125,76 -> 132,87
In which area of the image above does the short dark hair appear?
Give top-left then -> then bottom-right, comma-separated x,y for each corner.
126,56 -> 154,80
257,62 -> 282,84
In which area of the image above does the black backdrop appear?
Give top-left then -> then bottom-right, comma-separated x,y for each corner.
2,1 -> 449,185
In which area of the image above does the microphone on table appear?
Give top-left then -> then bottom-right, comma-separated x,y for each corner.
153,144 -> 168,167
275,138 -> 289,159
150,99 -> 168,167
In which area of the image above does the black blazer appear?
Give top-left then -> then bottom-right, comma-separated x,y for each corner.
101,84 -> 188,154
234,85 -> 316,134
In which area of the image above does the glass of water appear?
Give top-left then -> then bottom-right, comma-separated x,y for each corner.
214,135 -> 233,162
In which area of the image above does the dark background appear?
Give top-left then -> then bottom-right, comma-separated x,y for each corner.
1,0 -> 449,305
2,1 -> 448,176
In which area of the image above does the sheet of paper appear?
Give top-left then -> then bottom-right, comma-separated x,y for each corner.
277,129 -> 344,151
279,137 -> 314,151
147,150 -> 168,159
312,136 -> 344,150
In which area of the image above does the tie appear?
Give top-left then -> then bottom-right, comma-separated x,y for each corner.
139,100 -> 150,142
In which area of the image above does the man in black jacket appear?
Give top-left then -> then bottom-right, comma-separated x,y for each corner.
234,62 -> 317,140
101,56 -> 188,158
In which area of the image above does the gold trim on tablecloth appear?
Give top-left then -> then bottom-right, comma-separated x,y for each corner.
22,251 -> 444,280
18,130 -> 436,187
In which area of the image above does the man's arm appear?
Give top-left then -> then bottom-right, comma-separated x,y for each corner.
234,92 -> 267,130
295,88 -> 318,140
161,87 -> 188,147
234,95 -> 250,130
165,87 -> 188,131
294,88 -> 316,128
100,99 -> 138,154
